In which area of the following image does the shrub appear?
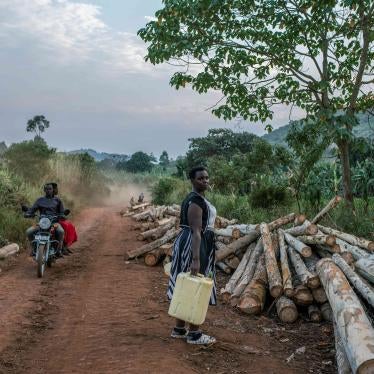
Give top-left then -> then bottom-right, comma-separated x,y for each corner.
249,175 -> 288,208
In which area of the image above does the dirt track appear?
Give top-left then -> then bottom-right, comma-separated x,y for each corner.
0,206 -> 336,373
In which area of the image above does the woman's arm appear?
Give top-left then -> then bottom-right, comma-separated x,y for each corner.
188,203 -> 203,276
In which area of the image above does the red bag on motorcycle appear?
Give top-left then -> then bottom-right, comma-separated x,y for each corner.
59,219 -> 78,247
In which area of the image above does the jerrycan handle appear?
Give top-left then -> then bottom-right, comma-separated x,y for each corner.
187,271 -> 205,278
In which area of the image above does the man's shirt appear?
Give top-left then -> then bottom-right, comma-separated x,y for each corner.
27,196 -> 65,216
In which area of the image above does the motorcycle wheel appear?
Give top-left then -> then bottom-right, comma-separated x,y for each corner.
36,244 -> 46,278
47,256 -> 53,268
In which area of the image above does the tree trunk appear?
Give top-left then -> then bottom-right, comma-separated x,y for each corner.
311,196 -> 343,224
332,254 -> 374,309
285,220 -> 318,236
294,214 -> 307,226
131,202 -> 151,211
287,247 -> 320,289
293,284 -> 313,306
261,224 -> 283,298
315,246 -> 332,259
276,296 -> 298,323
308,305 -> 322,322
216,236 -> 233,245
220,242 -> 256,302
278,230 -> 294,297
317,225 -> 374,252
229,240 -> 263,305
216,261 -> 232,274
144,247 -> 165,266
320,302 -> 333,322
255,213 -> 296,233
283,232 -> 312,257
126,228 -> 179,259
155,217 -> 175,227
215,241 -> 229,252
354,258 -> 374,285
337,139 -> 354,207
164,206 -> 180,217
335,238 -> 370,260
312,287 -> 328,304
137,220 -> 176,241
237,254 -> 267,315
298,234 -> 336,247
215,216 -> 238,228
140,222 -> 157,232
334,319 -> 352,374
215,230 -> 259,262
316,258 -> 374,373
340,252 -> 355,266
224,255 -> 240,270
159,243 -> 173,256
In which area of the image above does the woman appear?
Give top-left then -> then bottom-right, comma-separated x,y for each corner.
167,166 -> 217,345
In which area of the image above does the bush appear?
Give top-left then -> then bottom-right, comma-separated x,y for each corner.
249,175 -> 289,208
151,177 -> 189,205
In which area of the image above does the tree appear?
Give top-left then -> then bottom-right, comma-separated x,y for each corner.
159,150 -> 170,170
3,138 -> 55,184
139,0 -> 374,206
121,151 -> 154,173
26,115 -> 50,139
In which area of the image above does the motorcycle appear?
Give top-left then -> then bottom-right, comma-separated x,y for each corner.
22,206 -> 70,278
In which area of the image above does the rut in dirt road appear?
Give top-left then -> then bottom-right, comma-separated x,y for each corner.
0,206 -> 334,374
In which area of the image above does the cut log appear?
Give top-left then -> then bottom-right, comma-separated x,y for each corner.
215,216 -> 238,228
293,284 -> 313,306
261,224 -> 283,298
283,232 -> 312,258
287,246 -> 320,289
340,251 -> 355,266
278,230 -> 294,297
320,302 -> 333,322
164,206 -> 180,217
298,234 -> 336,247
285,219 -> 318,236
311,196 -> 342,224
126,228 -> 180,259
308,305 -> 322,322
216,236 -> 233,245
220,243 -> 255,302
227,224 -> 258,235
229,240 -> 264,305
294,214 -> 307,226
224,255 -> 240,270
216,261 -> 232,274
232,228 -> 241,240
159,243 -> 173,257
354,258 -> 374,285
215,230 -> 259,262
0,243 -> 19,259
133,209 -> 152,221
335,238 -> 370,260
311,287 -> 328,304
317,224 -> 374,252
131,202 -> 151,211
140,222 -> 157,232
316,258 -> 374,373
137,220 -> 176,241
333,319 -> 352,374
215,241 -> 229,252
255,213 -> 296,233
332,254 -> 374,309
155,217 -> 174,227
276,296 -> 298,323
237,254 -> 267,314
214,227 -> 236,237
144,247 -> 165,266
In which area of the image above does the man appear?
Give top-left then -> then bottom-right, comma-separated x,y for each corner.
25,183 -> 65,256
138,192 -> 145,203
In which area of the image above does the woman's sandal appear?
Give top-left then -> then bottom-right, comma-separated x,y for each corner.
171,327 -> 188,339
186,331 -> 216,345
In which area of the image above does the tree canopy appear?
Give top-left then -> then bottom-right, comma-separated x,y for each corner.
26,115 -> 50,139
117,151 -> 155,173
139,0 -> 374,203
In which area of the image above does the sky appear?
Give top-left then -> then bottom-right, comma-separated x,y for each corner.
0,0 -> 302,158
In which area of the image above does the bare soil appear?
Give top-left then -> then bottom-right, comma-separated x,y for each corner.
0,206 -> 336,373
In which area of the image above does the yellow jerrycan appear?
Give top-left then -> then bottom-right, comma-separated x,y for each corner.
168,272 -> 213,325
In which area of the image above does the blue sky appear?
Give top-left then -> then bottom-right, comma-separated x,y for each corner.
0,0 -> 299,158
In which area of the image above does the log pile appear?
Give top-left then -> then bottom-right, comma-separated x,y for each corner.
124,197 -> 374,372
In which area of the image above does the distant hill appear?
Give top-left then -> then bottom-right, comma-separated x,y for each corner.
67,149 -> 129,163
262,113 -> 374,147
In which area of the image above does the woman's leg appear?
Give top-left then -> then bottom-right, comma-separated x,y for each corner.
171,319 -> 188,338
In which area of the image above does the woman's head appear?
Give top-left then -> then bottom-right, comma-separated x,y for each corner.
189,166 -> 209,193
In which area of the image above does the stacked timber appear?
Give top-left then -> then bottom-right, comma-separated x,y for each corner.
125,197 -> 374,373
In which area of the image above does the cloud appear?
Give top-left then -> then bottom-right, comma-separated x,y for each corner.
0,0 -> 153,74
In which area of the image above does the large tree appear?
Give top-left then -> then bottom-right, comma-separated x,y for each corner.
139,0 -> 374,205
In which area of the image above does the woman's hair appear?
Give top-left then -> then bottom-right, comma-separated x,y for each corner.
188,166 -> 208,180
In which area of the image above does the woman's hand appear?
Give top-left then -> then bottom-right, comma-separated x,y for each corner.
190,258 -> 200,276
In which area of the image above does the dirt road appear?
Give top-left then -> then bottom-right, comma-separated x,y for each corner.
0,206 -> 335,373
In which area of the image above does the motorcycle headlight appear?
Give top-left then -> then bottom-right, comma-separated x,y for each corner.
39,217 -> 51,230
